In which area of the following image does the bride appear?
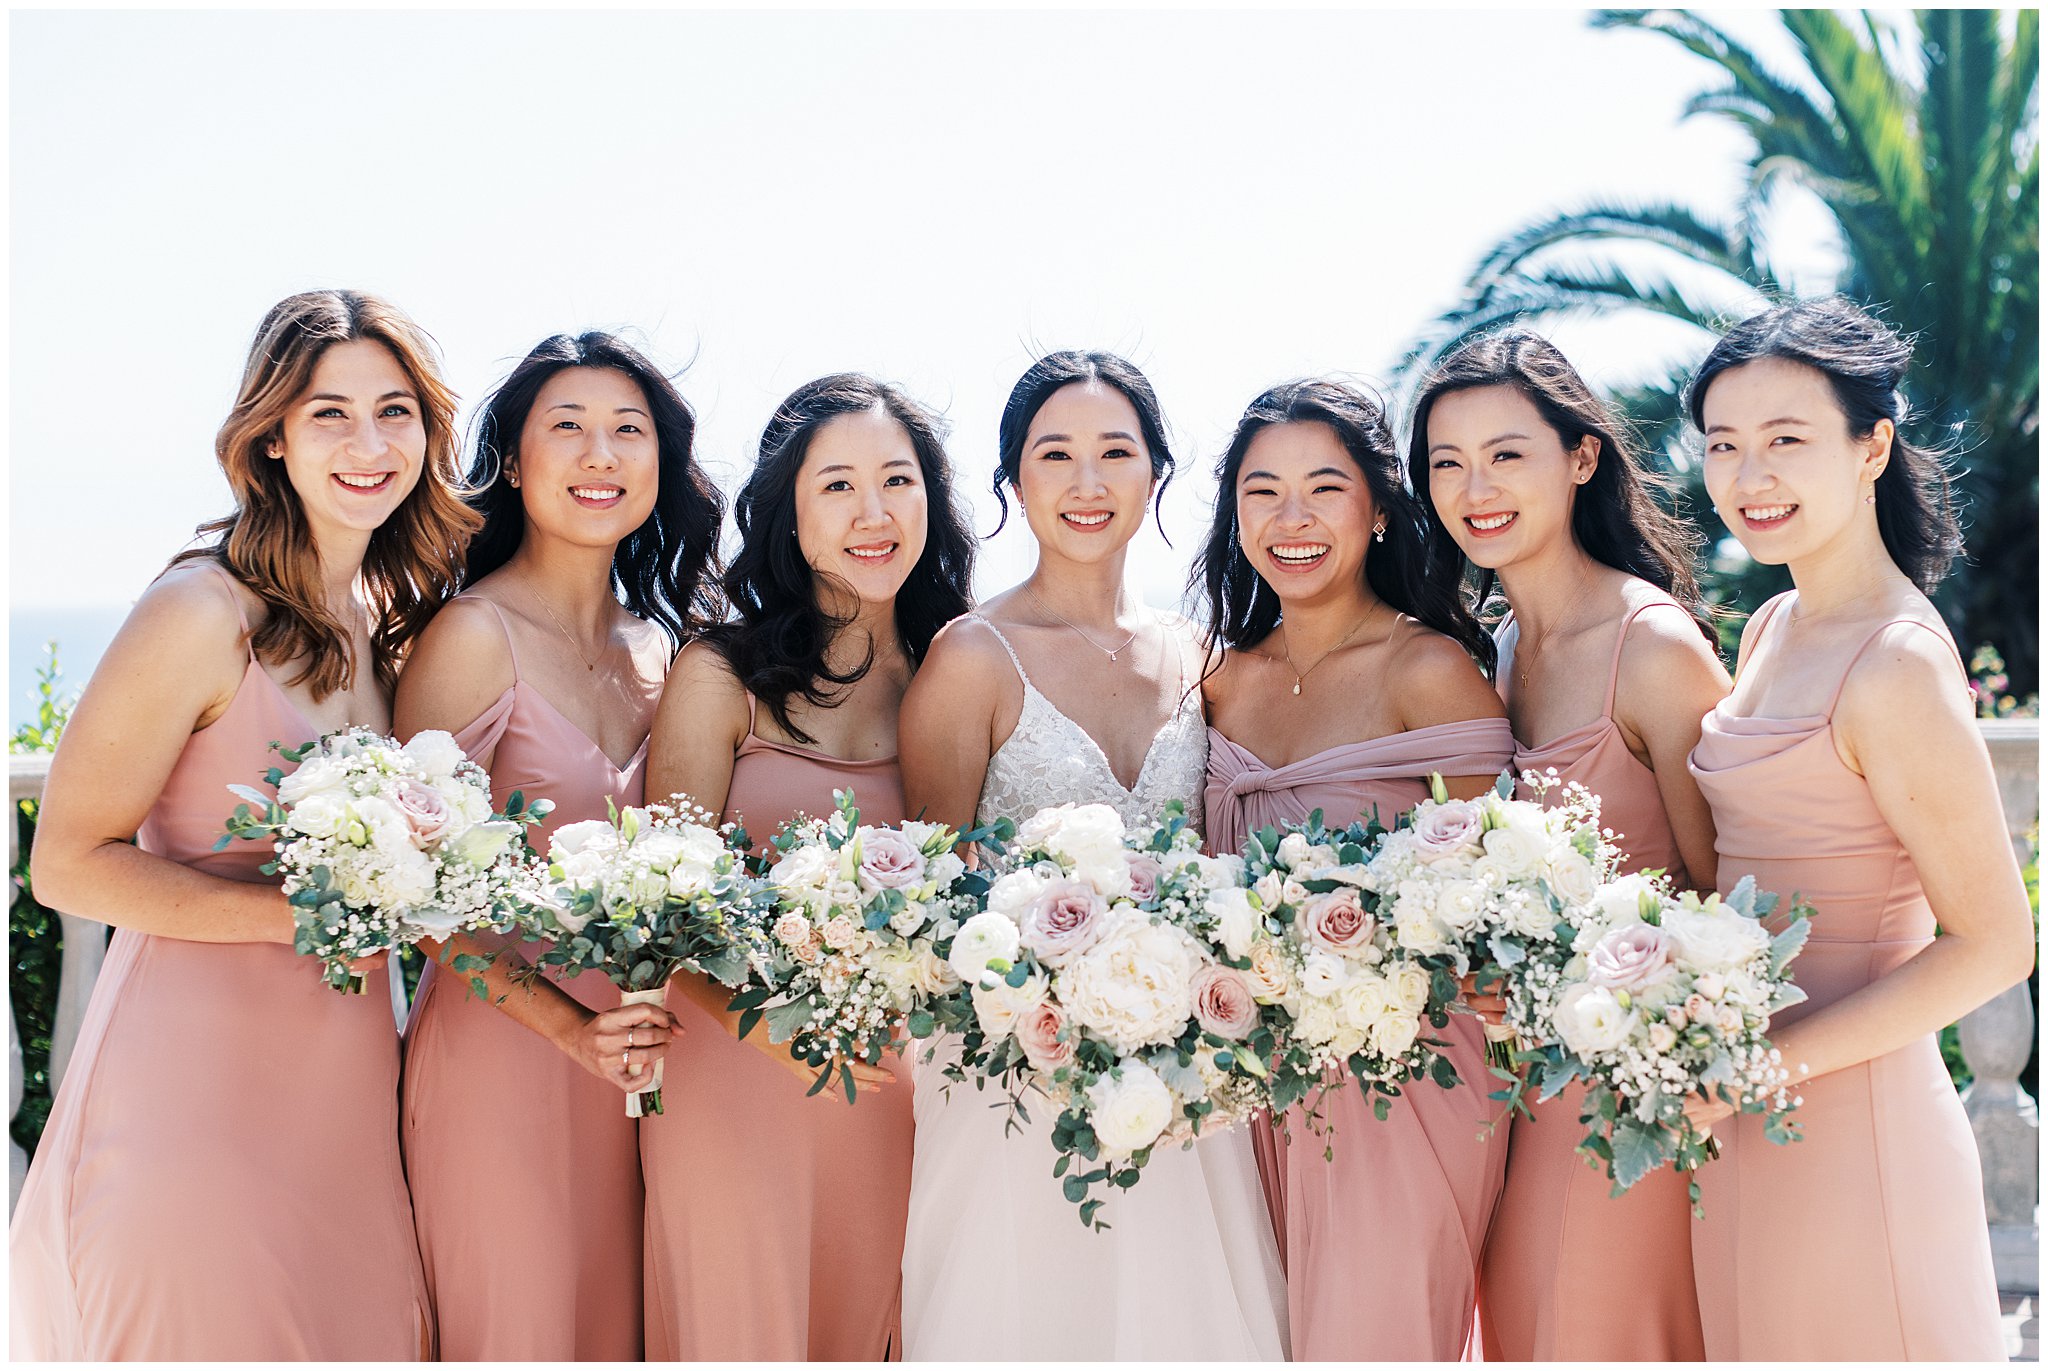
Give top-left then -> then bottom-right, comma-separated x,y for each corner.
897,352 -> 1287,1360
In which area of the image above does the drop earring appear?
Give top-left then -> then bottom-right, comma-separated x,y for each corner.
1373,523 -> 1386,543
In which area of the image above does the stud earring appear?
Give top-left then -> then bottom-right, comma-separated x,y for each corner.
1865,489 -> 1876,504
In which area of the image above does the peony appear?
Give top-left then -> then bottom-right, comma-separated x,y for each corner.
1303,887 -> 1374,951
984,868 -> 1050,923
1204,886 -> 1260,960
1191,964 -> 1257,1040
1553,982 -> 1633,1056
1058,917 -> 1199,1054
1586,923 -> 1676,994
1015,1001 -> 1077,1072
1016,803 -> 1130,894
855,828 -> 928,893
1664,907 -> 1769,972
1087,1060 -> 1175,1157
948,911 -> 1022,985
971,968 -> 1049,1035
400,729 -> 467,781
1411,799 -> 1485,860
1019,880 -> 1109,967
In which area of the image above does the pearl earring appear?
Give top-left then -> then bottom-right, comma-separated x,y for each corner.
1374,524 -> 1386,543
1865,489 -> 1877,504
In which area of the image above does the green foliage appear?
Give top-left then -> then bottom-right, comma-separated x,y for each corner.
1400,10 -> 2040,692
10,643 -> 80,1160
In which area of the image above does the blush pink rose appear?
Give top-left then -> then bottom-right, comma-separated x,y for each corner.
1191,964 -> 1258,1040
1411,800 -> 1484,860
1124,854 -> 1162,901
393,778 -> 455,844
1016,1002 -> 1076,1071
1304,886 -> 1374,951
1020,880 -> 1109,967
855,829 -> 928,892
1588,923 -> 1675,993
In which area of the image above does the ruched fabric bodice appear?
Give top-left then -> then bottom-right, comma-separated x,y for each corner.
1679,592 -> 2003,1361
399,595 -> 655,1362
725,724 -> 904,840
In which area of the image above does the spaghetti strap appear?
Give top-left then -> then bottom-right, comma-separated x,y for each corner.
1826,617 -> 1967,714
743,690 -> 760,738
201,561 -> 255,651
966,614 -> 1035,692
1733,591 -> 1794,685
1602,598 -> 1684,715
458,595 -> 523,681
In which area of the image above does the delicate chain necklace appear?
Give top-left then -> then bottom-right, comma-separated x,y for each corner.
1027,587 -> 1142,662
1280,607 -> 1378,696
1514,577 -> 1603,686
530,589 -> 606,672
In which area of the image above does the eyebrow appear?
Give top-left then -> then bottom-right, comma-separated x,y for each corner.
1241,466 -> 1353,481
815,458 -> 919,475
1704,417 -> 1810,435
1030,430 -> 1139,449
308,390 -> 417,404
544,402 -> 651,418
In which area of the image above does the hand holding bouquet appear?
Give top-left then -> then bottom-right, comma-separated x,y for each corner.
219,727 -> 548,993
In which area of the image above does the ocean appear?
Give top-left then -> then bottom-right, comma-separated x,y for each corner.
8,605 -> 128,739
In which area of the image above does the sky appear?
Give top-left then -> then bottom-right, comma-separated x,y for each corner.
8,7 -> 1841,717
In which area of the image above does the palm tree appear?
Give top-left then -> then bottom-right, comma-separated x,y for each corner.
1398,9 -> 2039,689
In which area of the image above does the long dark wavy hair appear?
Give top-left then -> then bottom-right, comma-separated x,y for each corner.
708,373 -> 977,743
460,332 -> 725,646
1406,331 -> 1715,644
1686,296 -> 1962,592
1193,377 -> 1495,674
991,350 -> 1177,537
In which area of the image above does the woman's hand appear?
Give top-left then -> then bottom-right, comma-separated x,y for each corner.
1458,971 -> 1508,1027
345,951 -> 390,978
1682,1089 -> 1736,1138
753,1038 -> 895,1095
560,1001 -> 681,1094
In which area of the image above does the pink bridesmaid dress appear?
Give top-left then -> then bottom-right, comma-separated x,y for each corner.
1205,716 -> 1515,1361
9,567 -> 432,1360
399,597 -> 648,1360
640,695 -> 914,1360
1685,593 -> 2005,1359
1479,598 -> 1705,1361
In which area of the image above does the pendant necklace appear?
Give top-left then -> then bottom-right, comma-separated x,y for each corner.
1028,587 -> 1141,662
1281,607 -> 1376,696
532,590 -> 605,671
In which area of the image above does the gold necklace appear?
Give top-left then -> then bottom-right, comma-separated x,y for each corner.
530,589 -> 607,672
1514,578 -> 1603,686
1027,588 -> 1142,662
1280,607 -> 1377,696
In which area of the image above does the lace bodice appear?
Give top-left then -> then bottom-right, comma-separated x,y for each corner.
968,614 -> 1208,835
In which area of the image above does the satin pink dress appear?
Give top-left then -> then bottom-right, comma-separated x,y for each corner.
10,567 -> 432,1360
1685,594 -> 2005,1360
1205,716 -> 1516,1361
399,597 -> 649,1360
641,695 -> 914,1360
1480,598 -> 1706,1361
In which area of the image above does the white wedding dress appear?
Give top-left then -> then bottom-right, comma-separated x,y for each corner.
901,619 -> 1288,1361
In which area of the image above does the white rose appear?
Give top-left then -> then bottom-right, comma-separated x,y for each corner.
971,969 -> 1050,1036
1432,878 -> 1487,935
888,900 -> 928,936
632,831 -> 688,872
1276,832 -> 1312,870
1546,848 -> 1599,908
1293,995 -> 1342,1044
1664,907 -> 1770,972
917,947 -> 961,995
985,868 -> 1050,923
1590,873 -> 1661,931
288,792 -> 348,840
1391,902 -> 1452,956
1087,1060 -> 1175,1158
277,754 -> 351,807
1253,871 -> 1286,911
1552,982 -> 1633,1056
1243,940 -> 1295,1003
550,819 -> 620,860
948,911 -> 1022,986
1478,825 -> 1547,881
1058,917 -> 1200,1055
1505,891 -> 1560,940
1389,962 -> 1433,1013
400,729 -> 467,781
1299,951 -> 1349,998
769,844 -> 834,899
871,942 -> 924,1002
1281,878 -> 1310,907
1647,1021 -> 1680,1054
1205,886 -> 1260,960
1337,972 -> 1399,1034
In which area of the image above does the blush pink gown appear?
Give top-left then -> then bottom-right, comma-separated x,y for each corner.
1480,598 -> 1706,1361
1686,594 -> 2005,1359
10,567 -> 432,1360
640,695 -> 914,1360
399,597 -> 649,1360
1205,716 -> 1516,1361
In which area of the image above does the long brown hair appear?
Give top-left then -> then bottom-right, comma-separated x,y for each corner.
172,290 -> 481,697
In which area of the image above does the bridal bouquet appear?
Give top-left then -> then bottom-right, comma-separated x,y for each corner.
219,727 -> 548,993
513,800 -> 762,1116
720,791 -> 995,1102
941,801 -> 1271,1227
1511,873 -> 1810,1209
1232,809 -> 1459,1134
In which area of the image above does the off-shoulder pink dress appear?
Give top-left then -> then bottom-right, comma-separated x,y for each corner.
399,597 -> 649,1360
1205,716 -> 1516,1361
10,568 -> 431,1360
1479,598 -> 1705,1361
640,696 -> 914,1360
1685,594 -> 2005,1359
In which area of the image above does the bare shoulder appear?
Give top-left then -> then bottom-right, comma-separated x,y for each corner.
664,636 -> 746,703
1390,619 -> 1506,726
129,561 -> 250,655
404,595 -> 514,691
1836,614 -> 1970,732
1620,600 -> 1728,687
919,612 -> 1016,685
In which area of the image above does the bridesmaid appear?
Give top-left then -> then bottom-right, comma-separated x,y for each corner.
393,333 -> 724,1359
640,372 -> 976,1359
1411,332 -> 1729,1360
1680,297 -> 2028,1359
10,290 -> 474,1359
1195,377 -> 1513,1360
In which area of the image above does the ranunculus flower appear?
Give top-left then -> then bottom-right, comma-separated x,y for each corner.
1304,887 -> 1373,951
855,828 -> 928,893
1191,964 -> 1257,1040
1411,800 -> 1485,861
948,911 -> 1022,985
1553,982 -> 1633,1056
393,778 -> 456,845
1020,880 -> 1108,967
1015,1001 -> 1076,1072
1087,1059 -> 1174,1157
1587,923 -> 1675,994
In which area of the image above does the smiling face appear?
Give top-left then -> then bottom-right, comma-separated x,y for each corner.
271,339 -> 429,543
1015,381 -> 1156,564
1235,420 -> 1379,608
510,366 -> 661,552
794,404 -> 929,613
1700,356 -> 1890,566
1424,384 -> 1596,572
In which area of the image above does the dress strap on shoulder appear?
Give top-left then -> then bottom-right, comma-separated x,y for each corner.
965,614 -> 1035,692
199,561 -> 256,655
1826,617 -> 1968,714
457,594 -> 523,681
1603,597 -> 1687,714
1733,591 -> 1795,685
743,690 -> 760,739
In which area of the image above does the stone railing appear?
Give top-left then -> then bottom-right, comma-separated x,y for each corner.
9,726 -> 2045,1261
